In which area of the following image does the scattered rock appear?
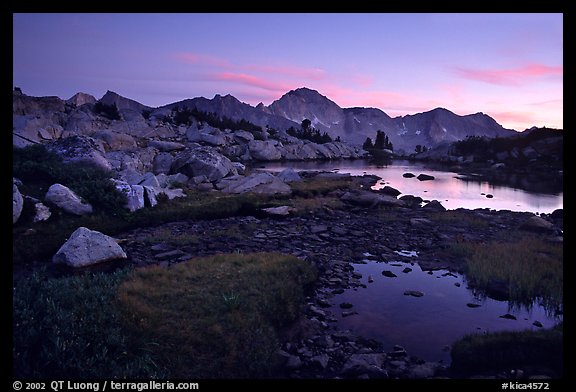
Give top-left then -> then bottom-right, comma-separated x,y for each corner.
114,181 -> 145,212
217,172 -> 290,194
277,168 -> 302,183
154,249 -> 186,260
382,270 -> 398,278
499,313 -> 517,320
248,140 -> 282,161
532,321 -> 543,328
45,183 -> 93,215
47,135 -> 112,172
399,194 -> 424,207
403,172 -> 415,178
380,186 -> 401,197
152,152 -> 175,175
148,140 -> 185,152
466,303 -> 482,308
262,206 -> 295,216
340,302 -> 354,309
32,201 -> 52,222
402,267 -> 413,273
404,290 -> 424,297
410,217 -> 432,226
94,130 -> 137,151
310,225 -> 328,234
341,190 -> 405,208
520,215 -> 556,233
171,147 -> 236,182
417,173 -> 435,181
422,200 -> 446,212
341,353 -> 388,378
53,227 -> 127,267
486,194 -> 494,198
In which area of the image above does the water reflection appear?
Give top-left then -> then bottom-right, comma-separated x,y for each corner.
255,160 -> 563,214
331,259 -> 562,364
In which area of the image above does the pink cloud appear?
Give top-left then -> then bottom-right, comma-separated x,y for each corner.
489,111 -> 536,125
454,64 -> 563,85
209,72 -> 296,93
318,84 -> 414,112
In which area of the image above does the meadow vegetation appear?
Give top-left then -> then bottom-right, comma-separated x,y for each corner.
13,252 -> 317,378
450,324 -> 563,377
451,233 -> 563,310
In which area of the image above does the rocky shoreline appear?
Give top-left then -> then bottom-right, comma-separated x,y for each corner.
110,201 -> 561,379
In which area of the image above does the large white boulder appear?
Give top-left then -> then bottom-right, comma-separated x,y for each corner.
53,227 -> 127,267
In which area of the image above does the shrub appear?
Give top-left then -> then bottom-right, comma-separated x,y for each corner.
13,144 -> 127,215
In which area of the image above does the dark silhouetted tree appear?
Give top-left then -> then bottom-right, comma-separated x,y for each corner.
363,137 -> 374,151
373,130 -> 393,150
301,118 -> 312,130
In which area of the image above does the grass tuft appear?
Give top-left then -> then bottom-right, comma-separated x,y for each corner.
451,233 -> 562,310
290,177 -> 352,198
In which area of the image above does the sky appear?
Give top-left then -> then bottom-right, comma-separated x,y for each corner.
13,13 -> 563,131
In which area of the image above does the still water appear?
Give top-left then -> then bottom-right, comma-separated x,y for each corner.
256,159 -> 563,214
257,159 -> 563,364
331,258 -> 562,364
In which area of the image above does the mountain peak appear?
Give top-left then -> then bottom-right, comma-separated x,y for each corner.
67,92 -> 96,107
100,90 -> 149,111
285,87 -> 328,100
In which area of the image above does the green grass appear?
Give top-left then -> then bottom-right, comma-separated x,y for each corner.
451,233 -> 563,309
290,177 -> 353,198
117,252 -> 317,378
450,324 -> 563,377
13,268 -> 166,379
13,252 -> 317,378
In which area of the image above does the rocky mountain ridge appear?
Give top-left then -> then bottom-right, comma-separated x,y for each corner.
13,86 -> 519,152
266,87 -> 516,151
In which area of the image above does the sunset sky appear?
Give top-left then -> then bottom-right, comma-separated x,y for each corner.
13,13 -> 563,131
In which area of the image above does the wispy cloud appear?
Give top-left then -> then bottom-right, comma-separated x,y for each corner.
454,64 -> 563,86
208,72 -> 296,93
489,110 -> 536,125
